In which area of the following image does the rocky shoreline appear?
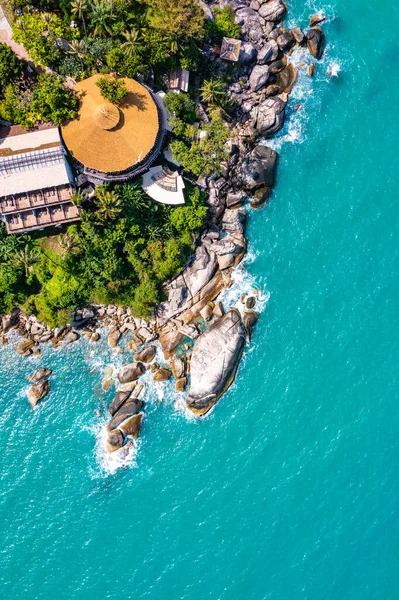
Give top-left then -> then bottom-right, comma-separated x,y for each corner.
1,1 -> 326,454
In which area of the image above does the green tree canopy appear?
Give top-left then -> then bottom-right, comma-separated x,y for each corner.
96,76 -> 128,104
0,44 -> 25,99
0,72 -> 78,128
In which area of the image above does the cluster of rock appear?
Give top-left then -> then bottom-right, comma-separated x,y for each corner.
103,345 -> 190,452
154,4 -> 326,413
27,368 -> 52,409
1,305 -> 159,359
232,6 -> 324,137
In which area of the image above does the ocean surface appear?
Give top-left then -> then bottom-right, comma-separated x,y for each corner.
1,1 -> 399,598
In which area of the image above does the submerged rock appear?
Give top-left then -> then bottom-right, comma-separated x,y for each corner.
186,310 -> 246,415
117,362 -> 145,384
29,368 -> 52,383
28,380 -> 50,409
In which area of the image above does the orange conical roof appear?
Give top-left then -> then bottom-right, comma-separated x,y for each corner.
61,74 -> 159,173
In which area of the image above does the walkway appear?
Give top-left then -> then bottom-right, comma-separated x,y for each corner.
0,5 -> 31,61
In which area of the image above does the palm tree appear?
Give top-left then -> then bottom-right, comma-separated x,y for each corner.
40,12 -> 56,44
71,0 -> 88,36
40,12 -> 53,33
79,209 -> 92,223
94,187 -> 123,223
200,79 -> 226,107
70,189 -> 87,208
12,244 -> 40,278
146,223 -> 163,240
89,1 -> 116,37
58,232 -> 79,251
121,29 -> 142,58
68,40 -> 87,71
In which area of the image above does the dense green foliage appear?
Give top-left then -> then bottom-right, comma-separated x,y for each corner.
204,6 -> 241,45
170,115 -> 229,177
0,42 -> 25,99
0,184 -> 207,323
12,12 -> 71,67
0,72 -> 78,127
95,76 -> 128,104
10,0 -> 206,79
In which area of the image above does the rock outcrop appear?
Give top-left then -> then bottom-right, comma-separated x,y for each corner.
105,429 -> 124,453
249,65 -> 270,92
250,96 -> 287,137
186,309 -> 246,415
28,380 -> 50,409
16,339 -> 35,356
243,310 -> 259,341
153,368 -> 172,382
108,329 -> 121,348
117,362 -> 145,384
119,413 -> 143,438
108,388 -> 133,416
107,398 -> 144,431
258,0 -> 286,22
257,41 -> 279,64
29,368 -> 52,383
306,27 -> 325,59
133,346 -> 156,363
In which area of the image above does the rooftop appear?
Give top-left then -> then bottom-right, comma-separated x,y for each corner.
142,166 -> 185,206
0,127 -> 72,197
61,74 -> 160,174
1,185 -> 79,234
220,37 -> 242,62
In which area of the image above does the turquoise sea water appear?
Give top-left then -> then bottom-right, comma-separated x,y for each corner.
2,1 -> 399,598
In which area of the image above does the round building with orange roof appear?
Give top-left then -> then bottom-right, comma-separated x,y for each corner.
61,74 -> 164,182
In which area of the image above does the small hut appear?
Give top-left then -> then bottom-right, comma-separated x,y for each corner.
220,38 -> 241,62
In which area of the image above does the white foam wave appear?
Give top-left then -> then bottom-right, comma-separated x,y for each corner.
91,418 -> 140,476
218,250 -> 270,315
326,62 -> 341,77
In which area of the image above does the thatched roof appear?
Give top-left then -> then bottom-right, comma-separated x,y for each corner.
61,74 -> 160,174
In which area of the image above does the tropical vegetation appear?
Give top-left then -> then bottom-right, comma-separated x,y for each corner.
0,0 -> 241,322
0,183 -> 207,323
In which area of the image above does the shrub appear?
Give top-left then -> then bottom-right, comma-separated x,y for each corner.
0,43 -> 25,99
205,7 -> 241,44
164,92 -> 197,123
95,76 -> 128,105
